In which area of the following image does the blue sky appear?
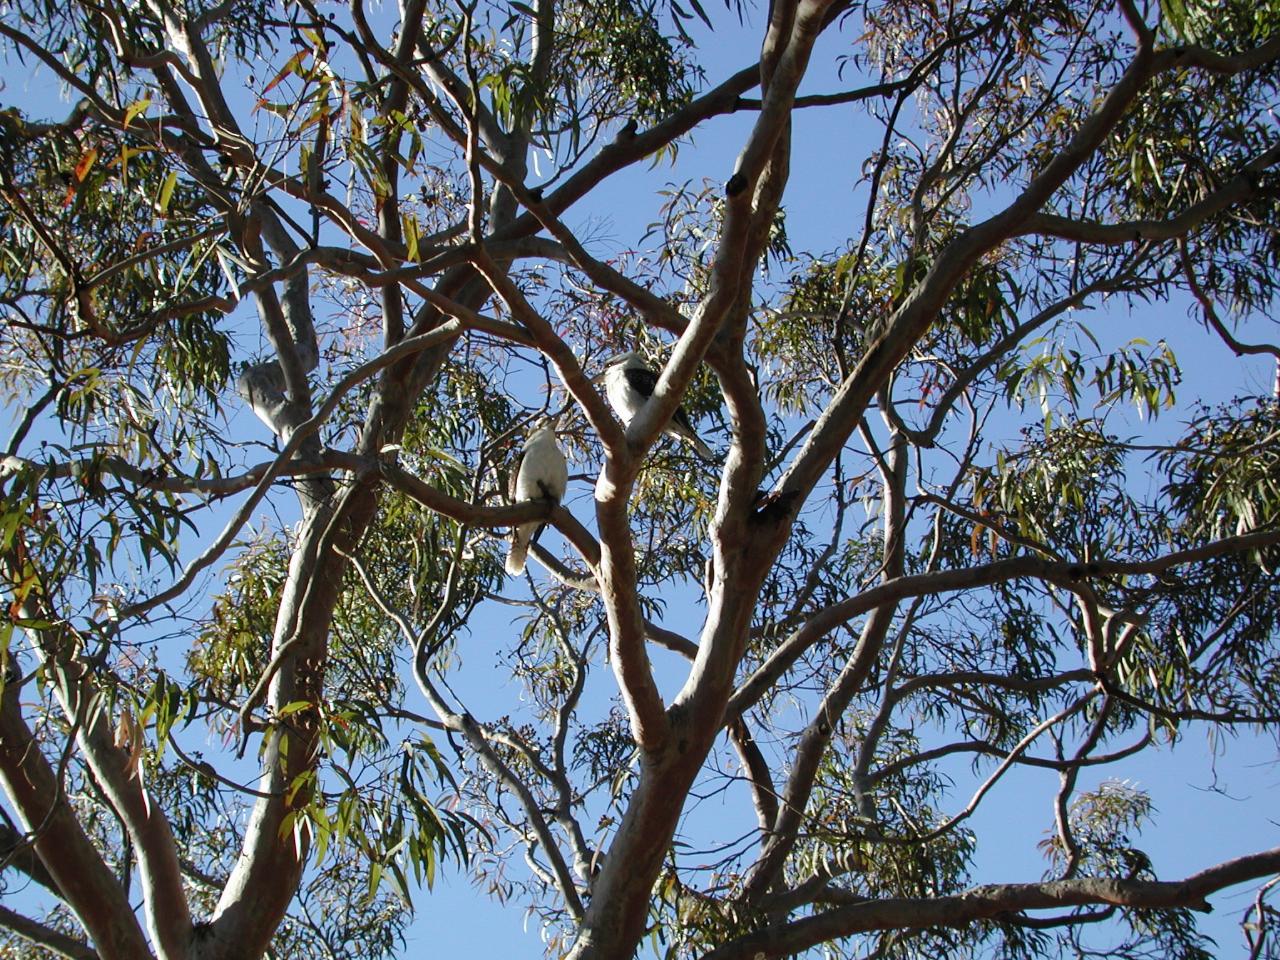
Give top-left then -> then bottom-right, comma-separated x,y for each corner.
394,13 -> 1280,956
2,3 -> 1278,958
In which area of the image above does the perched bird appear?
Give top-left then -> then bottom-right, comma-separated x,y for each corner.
505,418 -> 569,576
602,352 -> 713,458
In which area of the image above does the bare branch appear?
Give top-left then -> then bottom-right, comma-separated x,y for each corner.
700,847 -> 1280,960
117,323 -> 464,623
0,683 -> 152,960
1023,142 -> 1280,245
1179,240 -> 1280,363
344,548 -> 586,918
0,904 -> 99,960
730,529 -> 1280,717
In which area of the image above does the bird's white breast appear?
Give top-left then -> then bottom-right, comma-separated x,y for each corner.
605,364 -> 646,423
515,430 -> 568,501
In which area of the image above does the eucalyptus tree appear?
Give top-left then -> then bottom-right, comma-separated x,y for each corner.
2,0 -> 1280,958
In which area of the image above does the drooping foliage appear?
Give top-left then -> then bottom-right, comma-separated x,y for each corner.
2,0 -> 1280,959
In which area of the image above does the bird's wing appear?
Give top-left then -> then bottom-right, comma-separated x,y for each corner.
623,365 -> 659,397
671,405 -> 697,434
667,409 -> 712,458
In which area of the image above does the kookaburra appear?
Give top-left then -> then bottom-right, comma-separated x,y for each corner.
602,352 -> 712,458
505,417 -> 568,576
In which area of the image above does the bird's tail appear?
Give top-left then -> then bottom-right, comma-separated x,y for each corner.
505,522 -> 536,575
672,426 -> 713,459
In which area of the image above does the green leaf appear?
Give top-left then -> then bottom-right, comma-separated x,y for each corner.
122,96 -> 152,128
156,170 -> 178,214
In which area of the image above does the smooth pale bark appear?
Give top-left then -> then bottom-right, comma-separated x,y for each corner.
6,4 -> 1280,959
194,23 -> 546,948
200,275 -> 486,957
700,847 -> 1280,960
0,683 -> 153,960
565,725 -> 717,960
58,674 -> 192,958
569,25 -> 1280,957
200,498 -> 346,959
2,575 -> 191,959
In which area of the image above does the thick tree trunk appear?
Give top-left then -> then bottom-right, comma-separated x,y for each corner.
0,682 -> 155,960
565,729 -> 713,960
201,290 -> 479,957
200,494 -> 352,960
